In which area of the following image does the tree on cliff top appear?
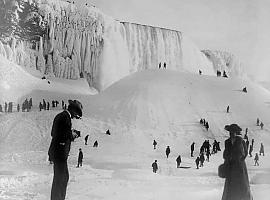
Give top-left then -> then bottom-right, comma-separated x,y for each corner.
0,0 -> 47,43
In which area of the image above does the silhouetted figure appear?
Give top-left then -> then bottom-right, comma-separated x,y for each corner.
106,129 -> 111,135
245,128 -> 248,135
17,104 -> 20,112
163,62 -> 166,69
152,160 -> 158,173
191,142 -> 195,157
153,140 -> 157,149
251,139 -> 254,148
176,155 -> 181,168
165,146 -> 170,158
64,104 -> 67,110
62,100 -> 64,109
246,140 -> 250,152
29,98 -> 32,110
205,122 -> 209,131
199,119 -> 203,124
39,102 -> 42,111
199,70 -> 202,75
0,104 -> 2,112
223,70 -> 228,78
259,143 -> 264,156
93,140 -> 98,147
195,157 -> 200,169
158,62 -> 161,69
260,122 -> 264,130
84,135 -> 89,145
206,149 -> 210,162
199,153 -> 205,167
47,102 -> 50,110
256,118 -> 260,126
217,70 -> 221,77
5,102 -> 7,113
77,148 -> 83,168
226,105 -> 230,113
8,102 -> 12,113
249,144 -> 253,157
242,87 -> 247,93
254,153 -> 259,166
217,142 -> 221,151
244,133 -> 248,141
52,100 -> 55,108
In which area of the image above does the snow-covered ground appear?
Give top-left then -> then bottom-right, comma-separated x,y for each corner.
1,59 -> 270,199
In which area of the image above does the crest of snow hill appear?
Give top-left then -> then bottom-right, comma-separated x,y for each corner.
0,0 -> 244,91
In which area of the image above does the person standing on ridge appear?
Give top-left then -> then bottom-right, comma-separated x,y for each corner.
166,146 -> 171,158
84,134 -> 89,145
48,100 -> 83,200
195,156 -> 200,169
259,143 -> 264,156
254,153 -> 259,166
226,105 -> 230,113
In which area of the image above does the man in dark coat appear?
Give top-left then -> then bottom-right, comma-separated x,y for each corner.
153,140 -> 157,149
48,99 -> 83,200
259,143 -> 264,156
84,134 -> 89,145
166,146 -> 170,158
222,123 -> 252,200
195,157 -> 200,169
176,155 -> 181,168
77,148 -> 83,168
191,142 -> 195,157
152,160 -> 158,173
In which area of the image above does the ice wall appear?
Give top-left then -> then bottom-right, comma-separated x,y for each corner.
202,50 -> 244,77
1,0 -> 217,91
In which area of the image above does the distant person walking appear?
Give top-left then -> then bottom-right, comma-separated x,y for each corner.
152,160 -> 158,173
191,142 -> 195,157
176,155 -> 182,168
226,105 -> 230,113
163,62 -> 166,69
165,146 -> 170,158
260,122 -> 264,130
84,134 -> 89,145
256,118 -> 260,126
153,140 -> 157,149
195,156 -> 200,169
76,148 -> 83,168
254,153 -> 259,166
93,140 -> 98,147
259,143 -> 264,156
249,144 -> 253,157
199,153 -> 205,167
222,123 -> 252,200
158,62 -> 161,69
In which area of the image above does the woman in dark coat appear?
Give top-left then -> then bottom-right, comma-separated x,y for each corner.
222,124 -> 252,200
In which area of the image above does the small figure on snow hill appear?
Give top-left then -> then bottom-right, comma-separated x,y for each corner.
153,140 -> 157,149
0,104 -> 2,112
200,119 -> 203,124
29,98 -> 32,110
43,99 -> 46,110
251,139 -> 254,148
259,143 -> 264,156
257,118 -> 260,126
8,102 -> 13,113
62,100 -> 65,109
223,70 -> 228,78
199,70 -> 202,75
4,102 -> 7,113
47,102 -> 50,110
205,122 -> 209,131
246,140 -> 250,152
77,148 -> 83,168
249,144 -> 253,157
199,153 -> 205,167
163,62 -> 167,69
159,62 -> 161,69
152,160 -> 158,173
191,142 -> 195,157
226,105 -> 230,113
39,102 -> 42,111
93,140 -> 98,148
254,153 -> 259,166
217,70 -> 221,77
242,87 -> 247,93
245,127 -> 248,135
206,149 -> 211,162
52,100 -> 55,108
260,122 -> 264,130
17,104 -> 20,112
195,156 -> 200,169
106,129 -> 111,135
84,134 -> 89,145
166,146 -> 171,158
176,155 -> 182,168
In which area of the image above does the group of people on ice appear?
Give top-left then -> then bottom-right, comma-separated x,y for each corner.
200,118 -> 209,131
158,62 -> 167,69
0,98 -> 33,113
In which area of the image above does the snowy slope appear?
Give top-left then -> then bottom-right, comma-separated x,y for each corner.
1,68 -> 270,200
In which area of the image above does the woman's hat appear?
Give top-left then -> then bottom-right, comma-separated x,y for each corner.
224,123 -> 242,134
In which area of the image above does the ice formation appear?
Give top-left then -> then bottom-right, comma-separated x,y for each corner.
202,50 -> 244,78
0,0 -> 244,91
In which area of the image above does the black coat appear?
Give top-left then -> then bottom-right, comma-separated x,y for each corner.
48,111 -> 74,162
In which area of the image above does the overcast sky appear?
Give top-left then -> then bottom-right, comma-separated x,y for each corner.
77,0 -> 270,81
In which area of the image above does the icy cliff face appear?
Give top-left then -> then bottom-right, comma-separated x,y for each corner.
1,0 -> 217,91
202,50 -> 244,77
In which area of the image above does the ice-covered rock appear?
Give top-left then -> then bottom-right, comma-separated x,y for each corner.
202,50 -> 244,78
